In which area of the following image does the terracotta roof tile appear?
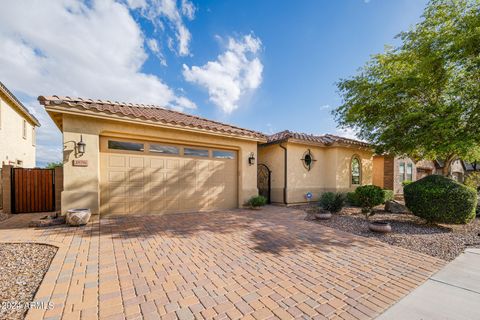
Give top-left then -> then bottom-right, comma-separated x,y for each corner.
38,95 -> 266,139
266,130 -> 370,147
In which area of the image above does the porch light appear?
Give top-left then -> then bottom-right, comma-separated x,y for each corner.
248,152 -> 256,166
77,135 -> 86,154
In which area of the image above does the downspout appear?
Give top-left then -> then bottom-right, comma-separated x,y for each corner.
279,143 -> 287,204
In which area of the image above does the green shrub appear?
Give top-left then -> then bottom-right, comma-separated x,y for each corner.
354,185 -> 385,219
346,192 -> 360,206
464,172 -> 480,192
404,175 -> 477,224
402,180 -> 413,186
247,195 -> 267,207
383,189 -> 394,203
319,192 -> 345,213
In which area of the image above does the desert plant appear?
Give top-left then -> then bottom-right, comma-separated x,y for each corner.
354,185 -> 385,220
404,175 -> 477,224
247,195 -> 267,208
346,192 -> 360,206
319,192 -> 345,213
383,189 -> 394,203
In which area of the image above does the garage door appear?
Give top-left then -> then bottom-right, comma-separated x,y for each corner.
100,138 -> 238,214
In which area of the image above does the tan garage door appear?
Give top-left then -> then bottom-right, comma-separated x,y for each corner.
100,137 -> 237,214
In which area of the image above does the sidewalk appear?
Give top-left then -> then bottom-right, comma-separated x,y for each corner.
377,248 -> 480,320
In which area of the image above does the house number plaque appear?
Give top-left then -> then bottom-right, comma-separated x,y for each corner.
73,159 -> 88,167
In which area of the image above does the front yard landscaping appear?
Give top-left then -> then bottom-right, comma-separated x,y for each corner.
0,243 -> 57,320
304,205 -> 480,261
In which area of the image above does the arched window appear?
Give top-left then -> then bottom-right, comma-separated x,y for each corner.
351,156 -> 361,185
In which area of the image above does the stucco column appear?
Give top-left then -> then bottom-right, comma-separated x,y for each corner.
239,144 -> 259,206
1,165 -> 13,213
61,120 -> 100,215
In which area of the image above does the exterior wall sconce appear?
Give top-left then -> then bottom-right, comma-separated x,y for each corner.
248,152 -> 256,166
77,134 -> 86,155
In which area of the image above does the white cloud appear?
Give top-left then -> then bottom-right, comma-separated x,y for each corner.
336,127 -> 363,141
183,34 -> 264,113
147,38 -> 167,66
0,0 -> 196,165
320,104 -> 331,110
128,0 -> 195,56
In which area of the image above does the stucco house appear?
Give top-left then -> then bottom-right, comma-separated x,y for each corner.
39,96 -> 373,215
258,131 -> 373,204
373,155 -> 465,194
0,81 -> 40,167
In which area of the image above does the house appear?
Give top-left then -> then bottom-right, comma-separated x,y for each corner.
0,81 -> 40,167
258,131 -> 373,204
39,96 -> 374,215
373,155 -> 465,194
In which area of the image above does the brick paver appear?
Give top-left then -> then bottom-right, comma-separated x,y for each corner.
0,206 -> 446,319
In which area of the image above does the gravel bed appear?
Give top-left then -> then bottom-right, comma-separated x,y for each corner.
302,205 -> 480,261
0,243 -> 57,320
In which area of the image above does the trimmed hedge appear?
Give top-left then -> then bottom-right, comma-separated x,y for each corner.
404,175 -> 477,224
354,185 -> 385,212
383,189 -> 394,203
319,192 -> 345,213
247,195 -> 267,207
346,192 -> 360,206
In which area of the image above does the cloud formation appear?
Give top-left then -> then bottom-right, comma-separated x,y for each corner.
183,34 -> 264,113
0,0 -> 196,165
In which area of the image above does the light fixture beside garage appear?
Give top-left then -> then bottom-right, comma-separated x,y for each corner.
248,152 -> 256,165
77,134 -> 86,155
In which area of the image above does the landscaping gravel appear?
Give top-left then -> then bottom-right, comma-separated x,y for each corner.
303,205 -> 480,261
0,243 -> 57,320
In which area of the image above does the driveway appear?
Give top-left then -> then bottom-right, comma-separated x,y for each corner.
0,206 -> 445,320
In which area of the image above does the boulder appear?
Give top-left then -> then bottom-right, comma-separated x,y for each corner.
66,209 -> 91,226
385,200 -> 409,214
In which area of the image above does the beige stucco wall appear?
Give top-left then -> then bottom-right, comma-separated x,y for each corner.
60,114 -> 259,214
0,94 -> 36,167
258,142 -> 373,204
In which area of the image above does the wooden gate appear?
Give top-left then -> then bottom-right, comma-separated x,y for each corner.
12,168 -> 55,213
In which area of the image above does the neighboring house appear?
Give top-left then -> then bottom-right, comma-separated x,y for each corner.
258,130 -> 373,205
373,155 -> 465,194
0,82 -> 40,167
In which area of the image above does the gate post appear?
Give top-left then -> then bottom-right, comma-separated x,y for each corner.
1,165 -> 13,214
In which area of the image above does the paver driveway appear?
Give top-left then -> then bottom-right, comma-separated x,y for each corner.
0,206 -> 445,320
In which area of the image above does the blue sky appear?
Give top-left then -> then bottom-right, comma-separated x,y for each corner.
0,0 -> 428,167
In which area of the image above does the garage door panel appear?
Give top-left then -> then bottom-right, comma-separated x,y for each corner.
101,143 -> 237,215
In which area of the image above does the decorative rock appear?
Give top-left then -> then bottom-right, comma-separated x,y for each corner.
66,209 -> 91,226
385,200 -> 409,214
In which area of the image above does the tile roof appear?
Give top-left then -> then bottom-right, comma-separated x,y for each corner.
266,130 -> 370,147
0,81 -> 40,126
38,96 -> 266,139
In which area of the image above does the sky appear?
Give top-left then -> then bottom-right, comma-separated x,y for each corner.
0,0 -> 429,167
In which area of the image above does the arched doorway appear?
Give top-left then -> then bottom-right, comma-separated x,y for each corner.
257,164 -> 271,204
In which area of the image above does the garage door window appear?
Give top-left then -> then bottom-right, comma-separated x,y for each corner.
108,140 -> 144,152
149,144 -> 179,155
184,147 -> 209,157
213,150 -> 235,159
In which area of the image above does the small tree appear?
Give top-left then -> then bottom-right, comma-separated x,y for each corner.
334,0 -> 480,175
45,161 -> 62,169
355,185 -> 385,220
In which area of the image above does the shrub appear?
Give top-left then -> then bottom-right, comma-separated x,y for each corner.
346,192 -> 360,206
404,175 -> 477,224
247,195 -> 267,208
402,180 -> 413,186
464,172 -> 480,192
383,189 -> 394,203
319,192 -> 345,213
354,185 -> 385,219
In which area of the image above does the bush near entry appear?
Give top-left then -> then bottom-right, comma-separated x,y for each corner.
354,185 -> 385,215
404,175 -> 477,224
319,192 -> 345,213
247,195 -> 267,208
